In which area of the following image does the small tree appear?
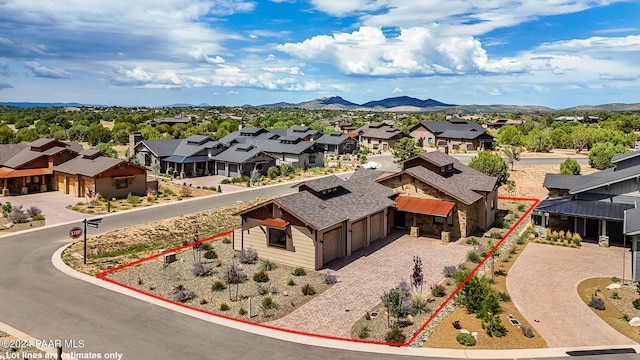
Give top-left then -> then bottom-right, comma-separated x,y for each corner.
381,280 -> 412,327
502,145 -> 521,170
559,158 -> 581,175
392,137 -> 425,166
588,142 -> 627,170
410,256 -> 424,294
468,151 -> 509,185
250,168 -> 261,185
267,166 -> 280,179
496,125 -> 523,146
224,260 -> 247,301
525,128 -> 552,152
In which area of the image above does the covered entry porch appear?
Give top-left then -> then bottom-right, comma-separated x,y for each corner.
533,198 -> 631,246
392,196 -> 456,241
0,168 -> 51,196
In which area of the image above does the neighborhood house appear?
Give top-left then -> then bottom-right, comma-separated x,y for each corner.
234,151 -> 498,270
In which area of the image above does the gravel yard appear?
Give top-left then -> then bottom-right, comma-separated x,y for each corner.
103,236 -> 332,323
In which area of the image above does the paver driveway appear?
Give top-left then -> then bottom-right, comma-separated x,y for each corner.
507,242 -> 635,348
267,230 -> 468,338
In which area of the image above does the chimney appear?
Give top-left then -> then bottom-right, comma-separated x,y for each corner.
129,131 -> 142,159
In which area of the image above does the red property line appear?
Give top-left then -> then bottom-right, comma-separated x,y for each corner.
95,197 -> 540,347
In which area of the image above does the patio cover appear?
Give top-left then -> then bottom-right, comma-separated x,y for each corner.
163,155 -> 210,164
535,198 -> 633,222
394,196 -> 455,217
0,167 -> 52,179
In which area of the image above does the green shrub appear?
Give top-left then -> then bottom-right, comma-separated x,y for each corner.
516,203 -> 527,212
301,284 -> 316,296
238,307 -> 247,316
292,267 -> 306,276
411,294 -> 430,314
286,278 -> 296,286
431,284 -> 446,297
253,270 -> 270,283
358,326 -> 370,339
219,303 -> 229,311
467,250 -> 481,263
259,259 -> 277,271
465,237 -> 479,245
456,333 -> 476,346
260,296 -> 278,316
490,232 -> 502,239
203,249 -> 217,260
31,214 -> 45,221
483,315 -> 507,337
127,196 -> 141,205
199,298 -> 208,305
220,179 -> 231,184
267,166 -> 280,179
611,292 -> 620,299
365,311 -> 371,320
211,280 -> 226,292
632,298 -> 640,310
384,328 -> 406,344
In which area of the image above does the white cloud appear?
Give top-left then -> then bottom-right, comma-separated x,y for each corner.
227,90 -> 239,95
392,86 -> 401,93
266,54 -> 276,61
24,61 -> 69,79
310,0 -> 388,16
262,66 -> 303,75
188,48 -> 225,64
278,26 -> 524,76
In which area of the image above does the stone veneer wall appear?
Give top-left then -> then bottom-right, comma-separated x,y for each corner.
382,174 -> 480,238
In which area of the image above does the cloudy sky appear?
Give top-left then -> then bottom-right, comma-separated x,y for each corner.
1,0 -> 639,108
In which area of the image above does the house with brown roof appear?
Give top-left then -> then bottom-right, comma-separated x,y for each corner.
53,150 -> 147,198
234,151 -> 498,270
378,152 -> 498,239
0,139 -> 147,199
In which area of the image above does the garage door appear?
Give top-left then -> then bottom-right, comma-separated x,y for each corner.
351,219 -> 367,252
228,164 -> 239,177
67,177 -> 76,196
322,228 -> 341,265
216,162 -> 226,176
370,211 -> 385,242
56,175 -> 64,192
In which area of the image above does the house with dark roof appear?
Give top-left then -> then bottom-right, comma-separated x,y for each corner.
409,118 -> 494,151
0,139 -> 147,199
484,118 -> 523,130
269,125 -> 321,142
146,115 -> 193,126
314,132 -> 358,154
234,151 -> 497,270
355,121 -> 405,151
377,152 -> 498,239
212,144 -> 276,178
133,135 -> 226,177
534,149 -> 640,249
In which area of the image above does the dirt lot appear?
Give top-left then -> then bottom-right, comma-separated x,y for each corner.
500,163 -> 596,199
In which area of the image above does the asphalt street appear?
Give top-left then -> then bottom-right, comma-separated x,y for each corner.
0,165 -> 624,360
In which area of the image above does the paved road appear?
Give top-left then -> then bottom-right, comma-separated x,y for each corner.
0,170 -> 630,360
370,153 -> 589,173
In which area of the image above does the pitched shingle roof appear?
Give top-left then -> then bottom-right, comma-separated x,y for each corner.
542,173 -> 590,190
294,175 -> 347,192
0,144 -> 27,165
569,165 -> 640,194
212,144 -> 273,164
139,139 -> 182,158
410,119 -> 485,135
53,156 -> 124,177
315,132 -> 353,145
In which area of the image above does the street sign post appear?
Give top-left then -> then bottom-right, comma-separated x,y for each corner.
83,218 -> 103,264
69,226 -> 83,239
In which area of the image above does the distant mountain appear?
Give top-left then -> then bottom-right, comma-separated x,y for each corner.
362,96 -> 453,108
258,96 -> 451,110
561,103 -> 640,112
446,104 -> 555,113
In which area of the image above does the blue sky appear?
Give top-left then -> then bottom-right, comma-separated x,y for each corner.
0,0 -> 639,108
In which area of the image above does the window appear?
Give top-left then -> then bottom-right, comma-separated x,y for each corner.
441,167 -> 445,173
428,138 -> 433,144
115,179 -> 128,189
434,214 -> 454,226
491,198 -> 495,210
268,228 -> 287,248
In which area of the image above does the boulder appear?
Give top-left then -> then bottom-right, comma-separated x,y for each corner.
629,317 -> 640,327
606,283 -> 622,290
471,332 -> 479,340
460,329 -> 470,334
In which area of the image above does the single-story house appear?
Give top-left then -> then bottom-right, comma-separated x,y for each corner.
53,150 -> 148,198
212,144 -> 276,178
133,135 -> 226,177
355,121 -> 405,151
314,132 -> 358,154
410,118 -> 494,151
146,115 -> 193,126
0,139 -> 82,196
484,119 -> 522,130
0,138 -> 148,199
377,151 -> 498,239
234,151 -> 498,270
534,148 -> 640,247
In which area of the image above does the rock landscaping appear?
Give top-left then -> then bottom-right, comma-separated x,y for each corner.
102,235 -> 332,323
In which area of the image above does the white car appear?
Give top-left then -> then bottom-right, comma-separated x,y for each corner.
362,161 -> 381,169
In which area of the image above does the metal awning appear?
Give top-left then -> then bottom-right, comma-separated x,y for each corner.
258,218 -> 290,230
535,198 -> 633,221
394,196 -> 455,217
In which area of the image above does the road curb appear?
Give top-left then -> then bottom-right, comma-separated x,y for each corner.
50,243 -> 640,358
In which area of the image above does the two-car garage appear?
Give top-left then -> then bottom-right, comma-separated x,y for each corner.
321,210 -> 388,266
